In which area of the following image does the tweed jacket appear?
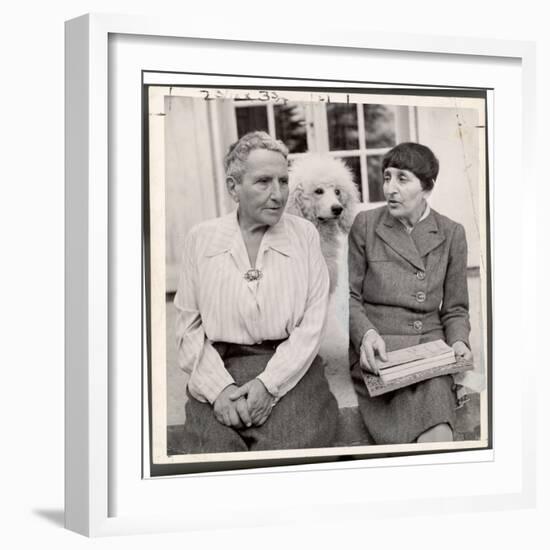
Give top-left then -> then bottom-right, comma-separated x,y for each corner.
349,205 -> 470,357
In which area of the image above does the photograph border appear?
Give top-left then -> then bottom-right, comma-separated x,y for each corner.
143,79 -> 491,473
65,12 -> 536,536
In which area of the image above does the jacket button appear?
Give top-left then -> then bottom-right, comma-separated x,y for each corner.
416,291 -> 426,303
416,271 -> 426,280
413,320 -> 423,331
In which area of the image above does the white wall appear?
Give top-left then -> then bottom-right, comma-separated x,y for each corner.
418,106 -> 483,267
164,95 -> 220,287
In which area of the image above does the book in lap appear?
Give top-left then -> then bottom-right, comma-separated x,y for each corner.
362,339 -> 474,397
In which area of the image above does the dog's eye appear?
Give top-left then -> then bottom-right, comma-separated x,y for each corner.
314,188 -> 324,195
334,189 -> 341,196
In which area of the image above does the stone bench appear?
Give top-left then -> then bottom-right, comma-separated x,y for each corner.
166,393 -> 480,454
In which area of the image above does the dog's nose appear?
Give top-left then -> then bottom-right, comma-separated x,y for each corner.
331,204 -> 343,216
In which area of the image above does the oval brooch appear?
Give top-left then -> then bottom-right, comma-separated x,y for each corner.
244,269 -> 263,282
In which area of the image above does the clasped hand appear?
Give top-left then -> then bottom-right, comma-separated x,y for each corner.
213,379 -> 275,429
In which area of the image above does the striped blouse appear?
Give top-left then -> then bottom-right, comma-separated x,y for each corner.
174,209 -> 330,404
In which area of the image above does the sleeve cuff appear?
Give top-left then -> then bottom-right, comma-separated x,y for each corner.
255,372 -> 280,399
349,315 -> 376,353
188,369 -> 235,404
446,328 -> 471,350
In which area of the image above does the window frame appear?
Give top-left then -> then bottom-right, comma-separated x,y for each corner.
232,100 -> 415,202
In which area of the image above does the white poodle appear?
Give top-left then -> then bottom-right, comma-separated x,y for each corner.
287,154 -> 360,293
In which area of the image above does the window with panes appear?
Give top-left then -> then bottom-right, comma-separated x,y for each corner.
233,99 -> 415,203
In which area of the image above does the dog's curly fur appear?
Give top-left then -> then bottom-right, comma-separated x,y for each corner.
287,154 -> 359,294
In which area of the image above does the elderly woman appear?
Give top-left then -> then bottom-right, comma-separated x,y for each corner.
349,142 -> 473,444
174,131 -> 338,453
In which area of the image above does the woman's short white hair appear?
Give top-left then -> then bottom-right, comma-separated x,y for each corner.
224,131 -> 289,183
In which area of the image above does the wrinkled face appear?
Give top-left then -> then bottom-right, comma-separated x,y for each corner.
383,167 -> 428,224
230,149 -> 289,229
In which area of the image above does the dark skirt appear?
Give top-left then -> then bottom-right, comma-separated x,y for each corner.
175,341 -> 339,454
350,333 -> 457,444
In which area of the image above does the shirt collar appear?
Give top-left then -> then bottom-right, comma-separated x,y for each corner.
397,202 -> 431,234
205,209 -> 292,258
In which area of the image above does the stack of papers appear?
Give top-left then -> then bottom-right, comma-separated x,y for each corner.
376,340 -> 456,383
361,339 -> 474,397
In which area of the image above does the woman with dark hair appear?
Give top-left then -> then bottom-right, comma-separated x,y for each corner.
174,131 -> 338,453
348,142 -> 473,444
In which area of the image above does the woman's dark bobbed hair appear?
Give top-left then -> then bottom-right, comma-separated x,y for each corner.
382,142 -> 439,191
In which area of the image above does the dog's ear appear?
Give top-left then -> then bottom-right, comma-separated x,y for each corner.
337,184 -> 360,233
338,205 -> 358,233
287,183 -> 306,215
288,183 -> 318,224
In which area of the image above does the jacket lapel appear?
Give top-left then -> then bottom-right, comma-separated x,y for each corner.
413,211 -> 445,258
375,210 -> 425,270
